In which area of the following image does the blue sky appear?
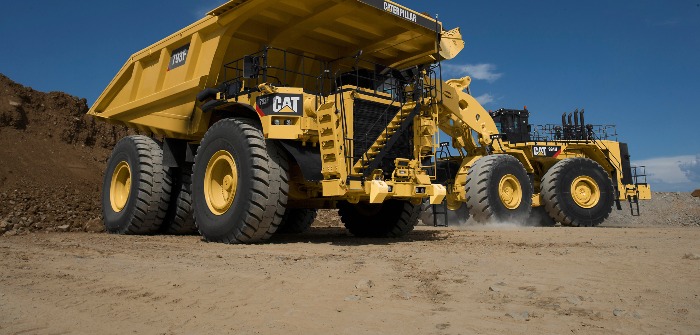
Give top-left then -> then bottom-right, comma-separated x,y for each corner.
1,1 -> 698,191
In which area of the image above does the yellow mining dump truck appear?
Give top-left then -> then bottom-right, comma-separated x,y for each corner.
90,0 -> 650,243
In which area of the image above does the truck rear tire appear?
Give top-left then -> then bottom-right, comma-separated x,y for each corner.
102,135 -> 171,234
276,209 -> 317,234
161,168 -> 197,235
338,200 -> 420,238
541,158 -> 614,227
192,118 -> 289,243
466,155 -> 533,223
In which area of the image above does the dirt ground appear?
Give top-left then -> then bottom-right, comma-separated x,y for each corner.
1,226 -> 699,335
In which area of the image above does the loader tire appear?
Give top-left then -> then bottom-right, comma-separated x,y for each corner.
276,209 -> 317,234
161,168 -> 197,235
102,135 -> 172,235
466,155 -> 533,223
338,200 -> 420,238
541,158 -> 614,227
192,118 -> 289,244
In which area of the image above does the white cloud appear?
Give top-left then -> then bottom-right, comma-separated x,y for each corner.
443,63 -> 503,83
679,154 -> 700,183
474,93 -> 495,105
633,154 -> 699,192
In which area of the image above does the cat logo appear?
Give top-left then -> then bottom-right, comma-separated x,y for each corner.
533,146 -> 562,158
256,94 -> 304,116
273,96 -> 301,114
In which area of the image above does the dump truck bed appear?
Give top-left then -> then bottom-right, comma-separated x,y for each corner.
88,0 -> 445,138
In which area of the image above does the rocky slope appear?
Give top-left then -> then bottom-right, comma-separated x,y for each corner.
0,74 -> 135,235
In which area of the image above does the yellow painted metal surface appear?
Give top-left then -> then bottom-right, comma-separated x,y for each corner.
110,161 -> 132,212
571,175 -> 601,209
498,174 -> 523,210
204,150 -> 238,215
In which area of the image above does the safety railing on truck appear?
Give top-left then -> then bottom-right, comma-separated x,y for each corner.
221,46 -> 333,100
530,124 -> 618,143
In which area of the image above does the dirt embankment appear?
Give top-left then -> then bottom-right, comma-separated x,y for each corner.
0,73 -> 136,235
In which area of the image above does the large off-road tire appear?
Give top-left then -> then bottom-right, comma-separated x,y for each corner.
102,135 -> 172,234
161,168 -> 197,235
419,201 -> 470,226
192,118 -> 289,244
338,200 -> 420,238
466,155 -> 533,223
276,209 -> 317,234
541,158 -> 615,227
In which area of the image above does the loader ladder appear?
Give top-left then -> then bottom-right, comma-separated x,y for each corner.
627,166 -> 647,216
432,202 -> 449,227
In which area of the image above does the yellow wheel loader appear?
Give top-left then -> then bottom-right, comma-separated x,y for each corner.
90,0 -> 651,243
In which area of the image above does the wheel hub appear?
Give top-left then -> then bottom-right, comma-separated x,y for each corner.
498,174 -> 522,210
204,150 -> 238,216
571,176 -> 600,209
110,161 -> 131,212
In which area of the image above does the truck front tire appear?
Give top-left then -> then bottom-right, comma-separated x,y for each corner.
192,118 -> 289,243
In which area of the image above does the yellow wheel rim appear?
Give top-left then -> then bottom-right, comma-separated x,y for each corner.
498,174 -> 522,210
571,176 -> 600,208
110,161 -> 131,212
204,150 -> 238,216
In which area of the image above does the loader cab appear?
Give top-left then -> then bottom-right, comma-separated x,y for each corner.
490,108 -> 531,143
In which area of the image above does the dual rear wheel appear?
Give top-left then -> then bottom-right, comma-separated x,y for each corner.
102,135 -> 195,235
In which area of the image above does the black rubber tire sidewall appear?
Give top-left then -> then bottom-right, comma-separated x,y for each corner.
102,140 -> 141,233
192,124 -> 257,240
486,157 -> 532,221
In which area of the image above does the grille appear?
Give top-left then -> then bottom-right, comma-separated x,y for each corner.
352,98 -> 412,175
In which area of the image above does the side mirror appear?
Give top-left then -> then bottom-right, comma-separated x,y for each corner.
243,56 -> 260,79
